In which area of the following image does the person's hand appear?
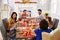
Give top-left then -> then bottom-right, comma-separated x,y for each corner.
13,23 -> 17,28
35,26 -> 40,29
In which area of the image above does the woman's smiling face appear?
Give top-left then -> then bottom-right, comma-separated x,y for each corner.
13,14 -> 17,19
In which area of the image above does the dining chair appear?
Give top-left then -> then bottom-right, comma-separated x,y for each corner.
52,18 -> 59,30
0,25 -> 7,40
2,18 -> 8,31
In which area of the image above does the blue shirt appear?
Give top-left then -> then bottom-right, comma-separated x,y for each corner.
34,29 -> 52,40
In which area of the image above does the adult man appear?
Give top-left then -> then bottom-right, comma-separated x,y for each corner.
22,10 -> 28,19
36,9 -> 44,22
38,9 -> 44,20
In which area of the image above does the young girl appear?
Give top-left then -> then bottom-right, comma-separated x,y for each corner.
47,17 -> 53,30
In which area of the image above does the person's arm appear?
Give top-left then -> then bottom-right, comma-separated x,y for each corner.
8,18 -> 14,30
8,18 -> 11,30
31,29 -> 36,37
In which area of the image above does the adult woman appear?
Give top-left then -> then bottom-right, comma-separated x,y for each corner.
8,12 -> 17,31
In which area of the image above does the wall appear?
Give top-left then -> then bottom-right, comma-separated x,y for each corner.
0,0 -> 1,6
7,0 -> 38,18
56,0 -> 60,19
0,0 -> 52,19
56,0 -> 60,28
50,0 -> 60,20
37,0 -> 51,13
0,0 -> 2,25
50,0 -> 57,18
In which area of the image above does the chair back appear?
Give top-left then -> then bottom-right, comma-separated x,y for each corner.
52,18 -> 59,30
2,18 -> 8,30
0,26 -> 7,40
42,32 -> 51,40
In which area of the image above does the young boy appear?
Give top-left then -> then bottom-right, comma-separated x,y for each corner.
33,19 -> 52,40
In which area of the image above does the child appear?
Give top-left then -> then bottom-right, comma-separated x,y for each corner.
33,19 -> 52,40
47,17 -> 53,29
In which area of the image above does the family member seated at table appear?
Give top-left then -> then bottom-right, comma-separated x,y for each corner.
36,9 -> 44,22
44,12 -> 48,20
47,17 -> 53,30
22,10 -> 28,19
33,19 -> 52,40
18,15 -> 22,21
8,12 -> 17,31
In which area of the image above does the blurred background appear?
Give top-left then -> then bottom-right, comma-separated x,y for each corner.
0,0 -> 60,40
0,0 -> 60,28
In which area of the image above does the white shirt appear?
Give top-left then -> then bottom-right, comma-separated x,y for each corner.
39,14 -> 44,20
36,14 -> 44,22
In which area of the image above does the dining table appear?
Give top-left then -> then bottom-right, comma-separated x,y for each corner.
16,27 -> 35,40
14,18 -> 39,40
